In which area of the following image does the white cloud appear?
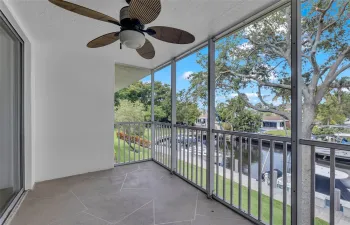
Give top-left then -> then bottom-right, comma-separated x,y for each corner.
237,42 -> 253,50
246,93 -> 258,98
182,71 -> 193,80
231,92 -> 257,99
142,80 -> 151,84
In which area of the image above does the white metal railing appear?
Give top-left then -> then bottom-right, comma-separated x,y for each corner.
212,129 -> 291,225
114,122 -> 350,225
153,122 -> 172,169
114,122 -> 152,165
174,124 -> 208,190
299,139 -> 350,225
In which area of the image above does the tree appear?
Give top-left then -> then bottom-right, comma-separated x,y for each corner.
216,97 -> 262,132
191,0 -> 349,139
189,1 -> 349,223
115,100 -> 146,136
115,100 -> 147,152
316,93 -> 346,125
176,90 -> 201,125
115,81 -> 172,122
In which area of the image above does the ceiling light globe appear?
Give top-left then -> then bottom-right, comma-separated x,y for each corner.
119,30 -> 145,49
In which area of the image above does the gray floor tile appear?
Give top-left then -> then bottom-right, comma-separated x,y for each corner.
156,221 -> 192,225
26,174 -> 90,200
10,192 -> 86,225
9,161 -> 252,225
81,190 -> 153,223
50,212 -> 111,225
192,214 -> 253,225
196,192 -> 244,219
154,186 -> 197,224
122,169 -> 167,189
138,161 -> 162,170
87,164 -> 139,178
71,176 -> 125,198
118,200 -> 154,225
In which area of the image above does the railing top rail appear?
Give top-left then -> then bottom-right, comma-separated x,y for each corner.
212,129 -> 291,142
174,124 -> 209,131
300,139 -> 350,151
115,122 -> 152,125
154,121 -> 172,126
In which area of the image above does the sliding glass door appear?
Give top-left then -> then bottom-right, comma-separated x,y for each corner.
0,11 -> 24,223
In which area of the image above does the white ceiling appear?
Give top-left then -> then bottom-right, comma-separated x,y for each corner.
115,63 -> 150,91
8,0 -> 280,69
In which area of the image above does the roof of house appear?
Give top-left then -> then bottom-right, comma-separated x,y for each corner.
262,115 -> 288,121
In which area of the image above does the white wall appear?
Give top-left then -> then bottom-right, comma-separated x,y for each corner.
33,43 -> 115,182
0,0 -> 33,189
2,1 -> 117,186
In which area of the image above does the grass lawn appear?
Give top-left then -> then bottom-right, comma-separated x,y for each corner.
176,161 -> 327,225
265,130 -> 291,137
114,129 -> 152,163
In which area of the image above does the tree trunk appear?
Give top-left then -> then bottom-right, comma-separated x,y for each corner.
300,102 -> 316,225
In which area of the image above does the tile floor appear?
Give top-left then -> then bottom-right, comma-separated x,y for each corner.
8,161 -> 253,225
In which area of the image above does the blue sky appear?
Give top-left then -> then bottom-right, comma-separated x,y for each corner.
140,3 -> 349,111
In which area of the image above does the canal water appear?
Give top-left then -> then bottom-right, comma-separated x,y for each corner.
220,140 -> 292,180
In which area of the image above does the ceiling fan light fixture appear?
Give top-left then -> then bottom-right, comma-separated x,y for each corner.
119,30 -> 145,49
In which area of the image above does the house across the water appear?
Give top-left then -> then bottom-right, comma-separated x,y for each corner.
262,115 -> 290,130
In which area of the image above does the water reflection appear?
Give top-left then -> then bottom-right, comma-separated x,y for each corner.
218,139 -> 292,180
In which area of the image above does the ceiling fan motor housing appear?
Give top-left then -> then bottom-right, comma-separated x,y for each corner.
119,6 -> 145,49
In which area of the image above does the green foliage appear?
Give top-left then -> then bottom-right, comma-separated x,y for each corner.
176,89 -> 201,125
176,102 -> 201,125
316,94 -> 347,125
312,126 -> 350,136
114,100 -> 146,136
312,126 -> 337,135
217,97 -> 262,132
188,1 -> 350,138
115,81 -> 202,124
115,81 -> 172,122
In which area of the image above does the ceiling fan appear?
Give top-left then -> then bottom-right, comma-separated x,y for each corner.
48,0 -> 196,59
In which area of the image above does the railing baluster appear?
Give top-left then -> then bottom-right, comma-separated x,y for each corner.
239,136 -> 242,210
176,127 -> 179,173
216,132 -> 219,197
183,127 -> 185,176
148,124 -> 150,159
258,138 -> 262,221
230,135 -> 234,206
118,124 -> 120,164
138,123 -> 141,161
162,125 -> 164,165
283,141 -> 288,225
191,129 -> 194,181
134,124 -> 136,162
169,125 -> 171,168
187,128 -> 190,179
201,130 -> 203,188
270,140 -> 275,225
196,129 -> 198,185
156,125 -> 159,162
179,127 -> 182,174
124,126 -> 126,163
128,124 -> 131,162
330,148 -> 335,225
223,134 -> 226,201
159,125 -> 161,163
164,125 -> 165,164
166,125 -> 168,166
248,137 -> 252,215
